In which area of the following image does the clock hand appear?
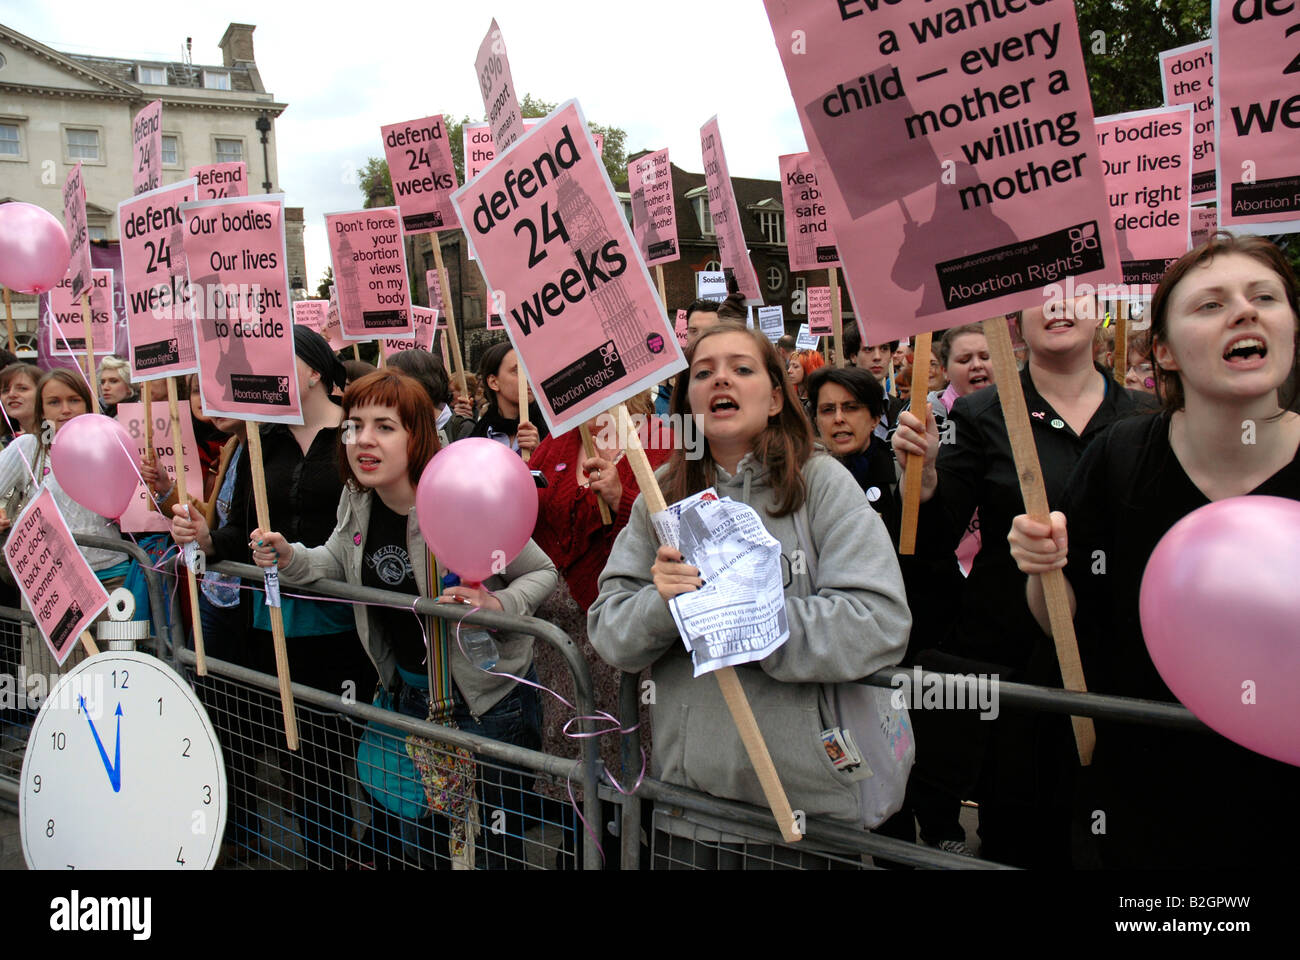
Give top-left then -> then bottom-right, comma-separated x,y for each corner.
79,695 -> 122,793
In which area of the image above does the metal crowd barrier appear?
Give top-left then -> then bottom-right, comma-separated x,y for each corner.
1,537 -> 1214,871
611,664 -> 1212,871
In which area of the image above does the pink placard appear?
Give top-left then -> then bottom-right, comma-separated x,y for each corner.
463,119 -> 543,182
1213,0 -> 1300,233
451,100 -> 686,435
47,269 -> 115,357
486,312 -> 505,330
293,299 -> 328,333
132,99 -> 163,197
424,268 -> 444,314
4,488 -> 109,666
807,285 -> 833,336
763,0 -> 1122,339
779,152 -> 841,272
383,305 -> 437,357
476,18 -> 524,152
190,161 -> 249,199
674,308 -> 688,347
325,208 -> 414,340
118,178 -> 200,381
1095,106 -> 1194,287
62,163 -> 93,300
700,117 -> 763,304
1191,205 -> 1219,246
628,148 -> 681,267
322,285 -> 347,351
1159,41 -> 1216,204
115,400 -> 201,533
179,194 -> 302,424
382,114 -> 460,234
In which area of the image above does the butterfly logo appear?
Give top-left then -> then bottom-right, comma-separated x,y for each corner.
599,342 -> 619,366
278,377 -> 290,394
1069,223 -> 1099,254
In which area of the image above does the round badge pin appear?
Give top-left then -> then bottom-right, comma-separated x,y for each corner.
1050,418 -> 1065,429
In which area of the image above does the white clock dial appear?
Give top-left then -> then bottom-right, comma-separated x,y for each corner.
19,650 -> 227,869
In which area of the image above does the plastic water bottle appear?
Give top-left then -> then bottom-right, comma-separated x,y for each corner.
461,628 -> 499,671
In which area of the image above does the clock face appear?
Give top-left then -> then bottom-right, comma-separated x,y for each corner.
20,651 -> 227,869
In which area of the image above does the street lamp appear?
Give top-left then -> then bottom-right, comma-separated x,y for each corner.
255,111 -> 272,193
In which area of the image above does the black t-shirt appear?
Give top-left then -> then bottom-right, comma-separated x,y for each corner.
1061,411 -> 1300,868
917,365 -> 1153,671
361,497 -> 424,674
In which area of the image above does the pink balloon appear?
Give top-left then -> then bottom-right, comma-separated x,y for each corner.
1140,496 -> 1300,766
49,414 -> 142,520
0,202 -> 72,295
416,438 -> 539,584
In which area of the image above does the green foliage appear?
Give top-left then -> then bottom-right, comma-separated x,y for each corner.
315,265 -> 334,300
357,157 -> 393,208
1075,0 -> 1211,117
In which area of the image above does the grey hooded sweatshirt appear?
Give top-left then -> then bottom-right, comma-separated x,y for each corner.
589,451 -> 910,824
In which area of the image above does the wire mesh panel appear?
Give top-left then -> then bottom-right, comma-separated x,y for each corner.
182,658 -> 595,871
0,611 -> 37,784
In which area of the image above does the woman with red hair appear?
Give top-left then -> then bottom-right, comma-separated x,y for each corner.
786,348 -> 825,419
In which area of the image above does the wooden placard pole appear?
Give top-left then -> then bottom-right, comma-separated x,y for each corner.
898,331 -> 933,556
80,292 -> 99,402
245,423 -> 299,750
431,242 -> 467,396
352,343 -> 360,362
141,387 -> 158,513
982,315 -> 1095,765
80,629 -> 99,658
166,378 -> 207,675
3,287 -> 15,355
829,267 -> 845,368
616,403 -> 801,843
1112,300 -> 1129,386
579,423 -> 612,525
375,341 -> 386,367
517,366 -> 531,464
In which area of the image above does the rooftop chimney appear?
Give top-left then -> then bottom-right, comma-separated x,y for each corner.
218,23 -> 256,67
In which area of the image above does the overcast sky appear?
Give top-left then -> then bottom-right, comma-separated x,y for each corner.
2,1 -> 809,287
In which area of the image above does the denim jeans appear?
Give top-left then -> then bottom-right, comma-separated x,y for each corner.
367,668 -> 542,870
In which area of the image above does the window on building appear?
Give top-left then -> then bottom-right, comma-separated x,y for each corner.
766,265 -> 785,292
137,65 -> 167,85
704,260 -> 722,273
215,138 -> 243,164
0,123 -> 19,157
758,210 -> 784,245
203,71 -> 231,91
693,196 -> 714,236
88,225 -> 107,242
66,128 -> 100,162
162,135 -> 178,166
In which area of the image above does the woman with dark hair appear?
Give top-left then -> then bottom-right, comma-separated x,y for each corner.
893,288 -> 1152,867
0,362 -> 41,444
1007,233 -> 1300,868
805,365 -> 898,540
471,341 -> 548,455
590,325 -> 910,866
250,370 -> 557,869
172,325 -> 372,868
